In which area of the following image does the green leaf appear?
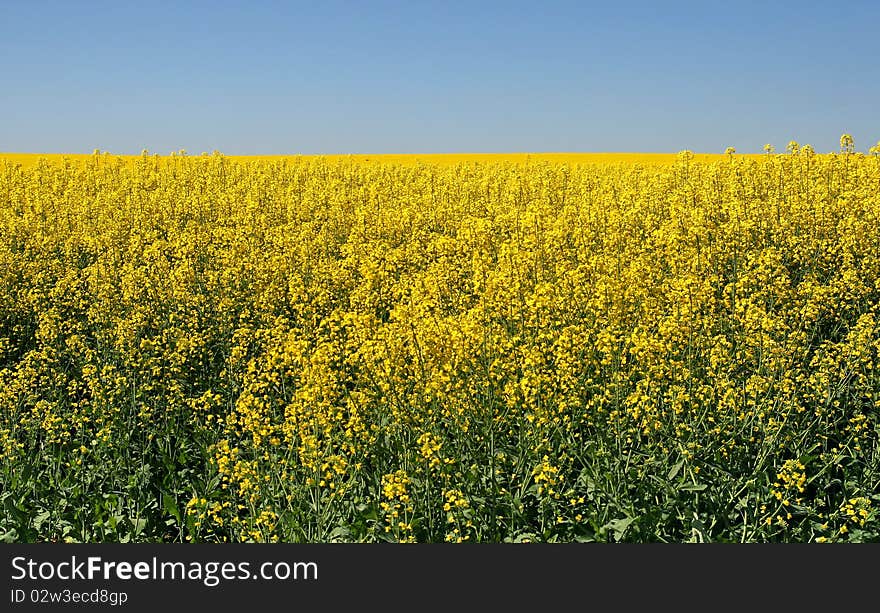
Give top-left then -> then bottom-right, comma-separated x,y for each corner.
667,459 -> 685,481
605,517 -> 634,542
0,529 -> 19,543
33,510 -> 51,531
798,453 -> 817,466
4,497 -> 27,525
679,483 -> 707,492
162,493 -> 181,524
132,518 -> 147,536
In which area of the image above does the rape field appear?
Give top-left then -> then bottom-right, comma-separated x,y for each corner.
1,146 -> 878,543
0,151 -> 753,168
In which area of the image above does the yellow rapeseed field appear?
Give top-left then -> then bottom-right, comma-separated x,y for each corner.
1,143 -> 878,543
0,151 -> 759,168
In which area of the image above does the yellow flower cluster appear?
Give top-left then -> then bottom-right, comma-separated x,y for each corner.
380,470 -> 414,541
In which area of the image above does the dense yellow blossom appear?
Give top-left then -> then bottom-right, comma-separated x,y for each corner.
1,148 -> 878,543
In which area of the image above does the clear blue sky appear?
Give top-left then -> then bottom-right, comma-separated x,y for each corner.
2,0 -> 878,154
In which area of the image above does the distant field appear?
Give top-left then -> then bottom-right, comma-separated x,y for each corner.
0,151 -> 762,167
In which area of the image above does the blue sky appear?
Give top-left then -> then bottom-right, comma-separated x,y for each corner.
2,0 -> 878,154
